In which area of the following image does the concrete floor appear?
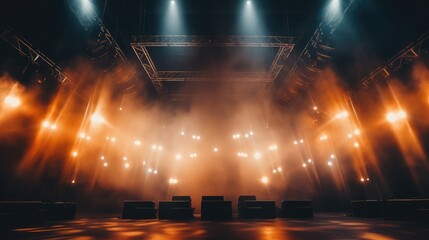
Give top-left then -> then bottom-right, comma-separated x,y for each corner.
1,213 -> 428,240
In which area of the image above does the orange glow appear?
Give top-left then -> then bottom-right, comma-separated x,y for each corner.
335,111 -> 349,119
303,163 -> 307,168
169,178 -> 178,184
90,112 -> 105,124
72,151 -> 78,157
124,163 -> 130,168
103,162 -> 108,167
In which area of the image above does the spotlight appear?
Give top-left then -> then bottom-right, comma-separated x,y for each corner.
158,146 -> 163,151
277,167 -> 282,172
134,140 -> 141,146
353,142 -> 359,148
245,134 -> 249,138
360,177 -> 365,182
4,96 -> 21,108
71,180 -> 76,184
72,151 -> 78,157
175,153 -> 182,160
308,159 -> 312,163
300,139 -> 304,143
253,151 -> 262,160
347,134 -> 353,138
50,124 -> 57,130
330,154 -> 335,159
79,132 -> 86,139
320,134 -> 328,141
261,176 -> 269,184
386,110 -> 407,123
181,131 -> 185,136
125,163 -> 130,168
313,106 -> 318,111
213,147 -> 219,152
366,178 -> 370,181
169,178 -> 178,184
272,169 -> 277,173
123,157 -> 128,161
303,163 -> 307,168
110,137 -> 116,142
327,161 -> 333,166
335,111 -> 349,119
354,129 -> 361,135
249,131 -> 254,135
152,145 -> 157,150
100,156 -> 105,160
246,0 -> 252,6
148,168 -> 153,173
154,170 -> 158,174
293,141 -> 298,145
170,0 -> 175,5
85,136 -> 91,141
103,162 -> 108,167
91,112 -> 105,124
42,121 -> 50,128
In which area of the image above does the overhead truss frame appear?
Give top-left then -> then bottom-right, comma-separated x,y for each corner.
131,35 -> 294,97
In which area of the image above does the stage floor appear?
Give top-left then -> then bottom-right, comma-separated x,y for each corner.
1,213 -> 428,240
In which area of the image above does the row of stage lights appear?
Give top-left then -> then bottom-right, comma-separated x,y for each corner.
169,1 -> 252,6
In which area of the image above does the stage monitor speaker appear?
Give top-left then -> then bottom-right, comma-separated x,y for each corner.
158,201 -> 194,219
281,200 -> 313,218
202,196 -> 224,201
122,200 -> 157,219
242,200 -> 276,219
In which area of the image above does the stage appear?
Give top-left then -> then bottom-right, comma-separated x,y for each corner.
1,213 -> 428,240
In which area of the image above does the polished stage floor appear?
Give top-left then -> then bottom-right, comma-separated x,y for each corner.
1,213 -> 428,240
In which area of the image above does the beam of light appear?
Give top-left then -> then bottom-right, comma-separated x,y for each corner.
313,106 -> 318,111
240,0 -> 264,35
386,110 -> 407,123
3,96 -> 21,108
163,0 -> 184,34
79,132 -> 86,139
81,0 -> 93,13
90,112 -> 105,124
320,134 -> 328,141
260,176 -> 269,184
42,121 -> 50,128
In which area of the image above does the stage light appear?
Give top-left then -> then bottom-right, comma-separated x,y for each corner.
158,146 -> 163,151
91,112 -> 105,124
366,178 -> 370,181
246,0 -> 252,6
71,180 -> 76,184
320,134 -> 328,141
50,124 -> 57,130
85,136 -> 91,141
119,107 -> 123,111
123,157 -> 128,161
328,161 -> 333,166
72,151 -> 78,157
81,0 -> 92,13
192,135 -> 196,139
196,136 -> 201,140
181,131 -> 185,136
273,169 -> 277,173
125,163 -> 130,168
245,134 -> 249,138
148,168 -> 153,173
134,140 -> 141,146
261,176 -> 269,184
360,177 -> 365,182
269,144 -> 278,151
253,151 -> 262,160
313,106 -> 318,111
154,170 -> 158,174
330,154 -> 335,159
100,156 -> 105,160
300,139 -> 304,143
170,0 -> 175,5
42,121 -> 50,128
79,132 -> 86,139
175,153 -> 182,160
250,131 -> 254,135
353,142 -> 359,148
308,159 -> 312,163
335,111 -> 349,119
143,161 -> 146,165
293,141 -> 298,145
348,133 -> 353,138
111,137 -> 116,142
169,178 -> 178,184
386,110 -> 407,123
4,96 -> 21,108
303,163 -> 307,168
277,167 -> 282,172
354,129 -> 361,135
213,147 -> 219,152
103,162 -> 108,167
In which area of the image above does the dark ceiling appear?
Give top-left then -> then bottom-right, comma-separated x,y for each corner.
1,0 -> 428,100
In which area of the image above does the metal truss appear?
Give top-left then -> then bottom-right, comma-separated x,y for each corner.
131,35 -> 294,97
278,0 -> 355,101
67,0 -> 140,95
0,27 -> 88,99
359,31 -> 429,89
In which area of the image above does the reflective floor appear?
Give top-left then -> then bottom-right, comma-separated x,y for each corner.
1,213 -> 428,240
